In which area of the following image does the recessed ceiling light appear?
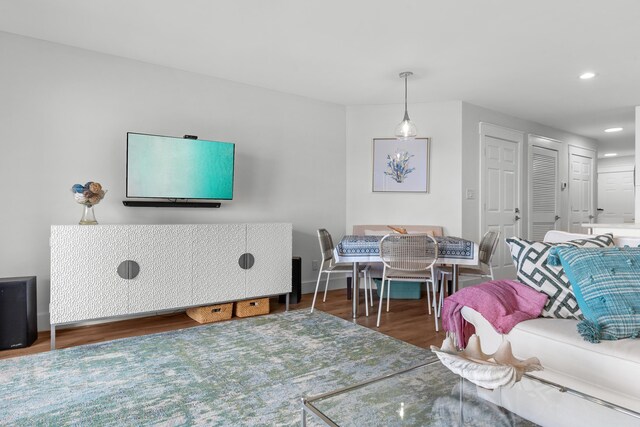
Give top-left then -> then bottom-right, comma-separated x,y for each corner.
604,127 -> 623,133
604,153 -> 618,157
579,72 -> 596,80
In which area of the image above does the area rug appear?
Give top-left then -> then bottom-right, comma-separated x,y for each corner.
0,310 -> 433,426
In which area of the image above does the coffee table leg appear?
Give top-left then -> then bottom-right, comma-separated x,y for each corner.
352,262 -> 359,318
459,376 -> 464,425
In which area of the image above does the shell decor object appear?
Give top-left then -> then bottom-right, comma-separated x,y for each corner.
70,181 -> 107,225
387,225 -> 408,234
430,334 -> 543,390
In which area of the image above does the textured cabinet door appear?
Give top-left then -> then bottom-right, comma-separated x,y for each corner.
128,225 -> 192,312
50,226 -> 129,324
246,223 -> 292,297
192,224 -> 246,304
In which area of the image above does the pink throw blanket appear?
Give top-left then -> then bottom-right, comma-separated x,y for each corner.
442,280 -> 548,348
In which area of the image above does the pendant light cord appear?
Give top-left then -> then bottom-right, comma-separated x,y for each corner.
404,75 -> 408,114
395,71 -> 416,138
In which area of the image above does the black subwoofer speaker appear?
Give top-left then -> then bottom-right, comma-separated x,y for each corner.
279,257 -> 302,304
0,276 -> 37,350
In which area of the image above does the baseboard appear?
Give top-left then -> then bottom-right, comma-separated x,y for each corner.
37,312 -> 51,332
456,277 -> 485,289
301,276 -> 352,295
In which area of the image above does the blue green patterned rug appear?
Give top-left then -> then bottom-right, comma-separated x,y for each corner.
0,310 -> 433,426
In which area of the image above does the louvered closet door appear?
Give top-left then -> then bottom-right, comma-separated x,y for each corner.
529,146 -> 559,241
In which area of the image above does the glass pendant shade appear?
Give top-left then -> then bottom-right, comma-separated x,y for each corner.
395,112 -> 417,139
395,71 -> 418,139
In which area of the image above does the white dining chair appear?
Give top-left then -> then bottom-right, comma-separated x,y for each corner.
376,233 -> 439,330
437,230 -> 500,315
310,229 -> 371,315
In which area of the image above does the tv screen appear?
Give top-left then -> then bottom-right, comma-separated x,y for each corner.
126,132 -> 235,200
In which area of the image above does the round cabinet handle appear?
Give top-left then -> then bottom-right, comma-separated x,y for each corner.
117,260 -> 140,279
238,253 -> 255,270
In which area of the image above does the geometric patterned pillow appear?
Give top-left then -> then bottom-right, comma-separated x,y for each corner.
505,234 -> 614,319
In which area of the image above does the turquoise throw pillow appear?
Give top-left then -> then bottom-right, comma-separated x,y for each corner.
550,246 -> 640,343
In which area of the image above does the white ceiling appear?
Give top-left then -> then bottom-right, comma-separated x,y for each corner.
1,0 -> 638,153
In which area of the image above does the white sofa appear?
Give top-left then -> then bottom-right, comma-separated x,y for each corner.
461,231 -> 640,427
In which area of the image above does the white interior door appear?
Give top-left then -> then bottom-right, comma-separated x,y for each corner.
481,124 -> 522,280
529,145 -> 560,240
569,147 -> 596,233
597,170 -> 635,223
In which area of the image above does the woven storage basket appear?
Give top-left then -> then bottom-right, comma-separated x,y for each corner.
186,303 -> 233,324
234,298 -> 270,318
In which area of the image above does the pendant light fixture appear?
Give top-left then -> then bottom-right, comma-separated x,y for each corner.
395,71 -> 417,139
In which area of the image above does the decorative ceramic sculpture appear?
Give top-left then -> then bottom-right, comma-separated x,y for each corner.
430,334 -> 543,389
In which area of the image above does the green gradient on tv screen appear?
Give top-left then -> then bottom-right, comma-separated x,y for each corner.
127,133 -> 234,199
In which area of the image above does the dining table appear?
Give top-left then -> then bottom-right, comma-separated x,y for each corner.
335,235 -> 480,318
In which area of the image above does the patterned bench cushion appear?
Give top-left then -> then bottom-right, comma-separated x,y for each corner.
550,246 -> 640,342
505,234 -> 614,319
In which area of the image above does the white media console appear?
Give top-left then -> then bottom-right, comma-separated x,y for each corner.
50,223 -> 292,349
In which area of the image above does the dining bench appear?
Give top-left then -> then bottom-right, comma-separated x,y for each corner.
352,224 -> 444,237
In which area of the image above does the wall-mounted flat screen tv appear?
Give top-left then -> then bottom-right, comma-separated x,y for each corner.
127,132 -> 235,200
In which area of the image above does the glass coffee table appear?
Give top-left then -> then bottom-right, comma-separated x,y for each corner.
301,360 -> 639,426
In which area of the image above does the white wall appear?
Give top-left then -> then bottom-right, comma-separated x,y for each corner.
461,102 -> 599,242
346,101 -> 463,235
345,99 -> 599,244
598,155 -> 634,172
0,32 -> 347,329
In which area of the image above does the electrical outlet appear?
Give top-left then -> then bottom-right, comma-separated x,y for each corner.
466,189 -> 475,200
312,260 -> 320,271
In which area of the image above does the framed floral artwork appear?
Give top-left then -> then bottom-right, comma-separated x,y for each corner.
372,137 -> 430,192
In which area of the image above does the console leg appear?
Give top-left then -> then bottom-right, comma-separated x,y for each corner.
50,324 -> 56,351
286,293 -> 290,312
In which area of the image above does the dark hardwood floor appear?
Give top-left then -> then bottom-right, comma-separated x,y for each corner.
0,289 -> 447,360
